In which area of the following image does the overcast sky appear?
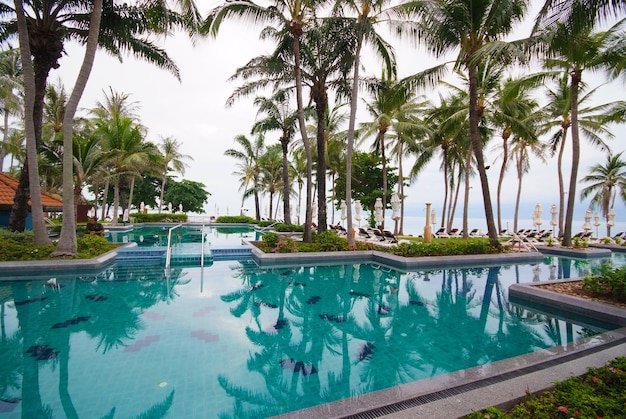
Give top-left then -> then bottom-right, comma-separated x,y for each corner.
51,1 -> 626,234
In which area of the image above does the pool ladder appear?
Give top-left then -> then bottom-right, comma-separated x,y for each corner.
165,224 -> 211,269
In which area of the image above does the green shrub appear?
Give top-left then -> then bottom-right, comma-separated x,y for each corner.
261,232 -> 280,248
582,263 -> 626,302
467,357 -> 626,418
274,223 -> 304,232
215,215 -> 255,224
313,230 -> 349,251
131,213 -> 187,223
391,238 -> 497,258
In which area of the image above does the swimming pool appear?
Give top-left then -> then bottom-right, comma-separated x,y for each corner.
0,254 -> 621,418
106,224 -> 260,248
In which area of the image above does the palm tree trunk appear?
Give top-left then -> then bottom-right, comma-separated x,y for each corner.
13,0 -> 50,245
292,30 -> 313,242
468,65 -> 498,246
159,176 -> 167,213
557,127 -> 568,236
100,177 -> 109,221
280,139 -> 291,225
345,37 -> 364,247
0,112 -> 8,172
514,154 -> 523,233
54,0 -> 103,255
315,95 -> 328,232
112,176 -> 120,225
463,148 -> 471,239
563,71 -> 582,247
497,130 -> 510,233
379,132 -> 387,230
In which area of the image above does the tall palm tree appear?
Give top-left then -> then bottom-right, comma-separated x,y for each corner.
0,46 -> 22,173
224,134 -> 266,220
3,0 -> 199,233
251,90 -> 298,225
538,16 -> 626,246
331,0 -> 400,246
157,136 -> 191,213
259,144 -> 284,220
540,76 -> 623,236
403,0 -> 528,246
580,152 -> 626,237
205,0 -> 328,242
12,0 -> 49,245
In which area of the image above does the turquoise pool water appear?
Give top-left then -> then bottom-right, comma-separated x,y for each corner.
106,224 -> 259,248
0,255 -> 622,418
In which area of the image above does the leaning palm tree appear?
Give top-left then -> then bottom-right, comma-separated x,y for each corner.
536,16 -> 626,246
401,0 -> 529,246
204,0 -> 328,242
157,136 -> 191,213
224,134 -> 266,220
3,0 -> 200,234
580,152 -> 626,237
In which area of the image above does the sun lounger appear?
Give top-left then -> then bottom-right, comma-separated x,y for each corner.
359,227 -> 372,239
371,229 -> 386,242
383,230 -> 398,243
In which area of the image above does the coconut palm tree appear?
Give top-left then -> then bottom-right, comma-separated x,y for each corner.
225,134 -> 266,220
259,144 -> 284,220
251,90 -> 298,225
537,16 -> 626,246
580,152 -> 626,237
0,46 -> 22,173
157,136 -> 191,213
3,0 -> 199,235
402,0 -> 528,246
331,0 -> 401,246
540,76 -> 624,236
204,0 -> 328,242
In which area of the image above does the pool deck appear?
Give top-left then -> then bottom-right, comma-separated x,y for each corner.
1,243 -> 625,418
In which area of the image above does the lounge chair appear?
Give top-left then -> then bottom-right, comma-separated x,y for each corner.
359,227 -> 372,239
383,230 -> 398,243
613,231 -> 624,240
371,229 -> 386,241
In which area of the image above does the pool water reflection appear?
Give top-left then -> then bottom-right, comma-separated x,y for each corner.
0,255 -> 622,418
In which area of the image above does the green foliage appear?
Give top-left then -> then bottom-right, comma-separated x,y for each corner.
573,236 -> 589,248
0,229 -> 116,261
261,232 -> 280,248
582,263 -> 626,302
333,150 -> 398,212
466,357 -> 626,419
131,213 -> 187,223
392,238 -> 497,257
76,235 -> 117,258
274,223 -> 304,232
216,215 -> 255,224
163,179 -> 210,213
313,230 -> 349,251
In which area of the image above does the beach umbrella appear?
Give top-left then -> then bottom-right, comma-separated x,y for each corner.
583,209 -> 592,232
311,200 -> 317,223
533,203 -> 542,230
550,204 -> 558,236
340,200 -> 347,223
594,212 -> 601,237
354,200 -> 362,227
123,208 -> 129,222
168,202 -> 173,213
431,208 -> 437,226
391,192 -> 401,221
608,208 -> 615,226
140,202 -> 145,213
180,203 -> 184,213
374,197 -> 383,226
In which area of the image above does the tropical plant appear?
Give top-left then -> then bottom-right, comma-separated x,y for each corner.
0,46 -> 22,173
402,0 -> 529,246
580,152 -> 626,237
157,136 -> 191,213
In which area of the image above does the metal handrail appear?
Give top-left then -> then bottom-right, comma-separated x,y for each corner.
165,224 -> 183,269
256,221 -> 280,232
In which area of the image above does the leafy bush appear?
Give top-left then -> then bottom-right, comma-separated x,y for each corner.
131,213 -> 187,223
313,230 -> 349,251
274,223 -> 304,232
0,229 -> 116,261
215,215 -> 255,224
582,263 -> 626,302
467,357 -> 626,418
392,238 -> 497,258
261,232 -> 280,248
272,236 -> 297,253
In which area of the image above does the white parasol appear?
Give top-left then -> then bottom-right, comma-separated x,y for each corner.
123,208 -> 129,222
583,209 -> 592,231
179,203 -> 183,213
533,203 -> 542,230
608,208 -> 615,227
431,208 -> 437,226
550,204 -> 558,236
594,212 -> 601,237
140,202 -> 145,213
340,200 -> 347,223
374,197 -> 383,226
354,200 -> 362,226
391,192 -> 401,221
168,202 -> 173,213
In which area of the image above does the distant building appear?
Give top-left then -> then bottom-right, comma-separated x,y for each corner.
0,173 -> 63,229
